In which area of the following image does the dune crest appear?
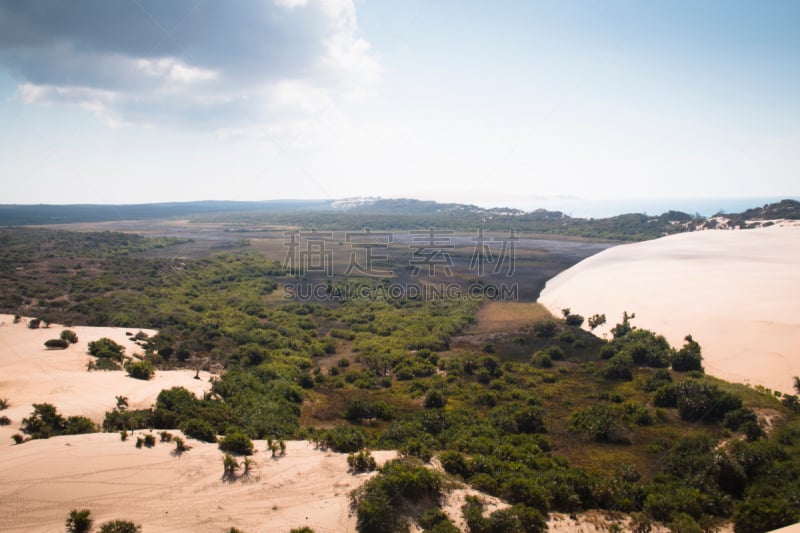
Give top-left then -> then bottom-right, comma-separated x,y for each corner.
539,226 -> 800,394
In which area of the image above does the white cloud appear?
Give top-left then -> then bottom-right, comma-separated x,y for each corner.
0,0 -> 380,132
136,58 -> 218,84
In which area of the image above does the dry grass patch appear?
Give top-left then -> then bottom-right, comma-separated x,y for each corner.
469,301 -> 554,335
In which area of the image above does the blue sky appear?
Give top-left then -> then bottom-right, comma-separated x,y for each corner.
0,0 -> 798,207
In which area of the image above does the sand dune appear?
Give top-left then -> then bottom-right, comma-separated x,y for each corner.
539,226 -> 800,394
0,432 -> 397,532
0,315 -> 211,443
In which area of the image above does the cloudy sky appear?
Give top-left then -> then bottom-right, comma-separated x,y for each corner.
1,0 -> 799,206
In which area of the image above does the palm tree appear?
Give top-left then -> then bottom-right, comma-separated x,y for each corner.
794,376 -> 800,395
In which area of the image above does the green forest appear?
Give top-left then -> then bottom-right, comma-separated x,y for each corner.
3,226 -> 800,533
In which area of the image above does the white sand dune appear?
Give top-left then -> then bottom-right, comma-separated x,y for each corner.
0,315 -> 211,442
0,432 -> 397,533
539,226 -> 800,394
0,315 -> 398,532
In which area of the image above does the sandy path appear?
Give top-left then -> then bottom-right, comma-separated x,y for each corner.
538,226 -> 800,394
0,433 -> 396,532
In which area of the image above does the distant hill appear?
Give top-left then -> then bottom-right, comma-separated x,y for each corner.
729,199 -> 800,221
0,200 -> 333,226
1,197 -> 797,241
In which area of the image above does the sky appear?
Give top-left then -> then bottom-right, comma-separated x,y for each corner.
0,0 -> 799,207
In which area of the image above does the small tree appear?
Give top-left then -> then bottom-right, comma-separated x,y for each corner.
564,313 -> 584,327
61,330 -> 79,344
218,431 -> 254,455
610,311 -> 635,339
66,509 -> 93,533
28,318 -> 41,329
672,335 -> 704,372
794,376 -> 800,395
88,338 -> 125,361
423,388 -> 447,408
347,449 -> 377,473
588,313 -> 607,331
115,395 -> 129,412
126,361 -> 154,380
182,418 -> 216,443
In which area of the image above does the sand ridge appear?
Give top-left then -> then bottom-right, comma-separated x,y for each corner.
539,225 -> 800,394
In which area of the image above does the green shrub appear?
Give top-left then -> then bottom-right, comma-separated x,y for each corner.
675,381 -> 741,422
672,335 -> 704,372
723,408 -> 758,432
65,416 -> 97,435
345,398 -> 394,421
61,329 -> 79,343
98,520 -> 142,533
21,403 -> 65,438
66,509 -> 93,533
322,426 -> 367,453
88,338 -> 125,360
533,320 -> 557,338
348,449 -> 377,473
439,450 -> 470,478
564,314 -> 584,327
352,459 -> 443,533
531,352 -> 552,368
652,383 -> 678,407
126,361 -> 154,380
44,338 -> 69,349
603,353 -> 634,381
733,497 -> 800,533
423,389 -> 447,408
644,368 -> 672,391
181,418 -> 217,442
218,431 -> 254,455
569,405 -> 619,442
173,436 -> 192,454
418,508 -> 458,532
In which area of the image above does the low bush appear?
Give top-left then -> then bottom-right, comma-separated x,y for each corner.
126,361 -> 154,380
44,338 -> 69,349
218,431 -> 254,455
348,449 -> 377,473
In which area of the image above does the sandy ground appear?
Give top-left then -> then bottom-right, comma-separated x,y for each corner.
539,226 -> 800,394
0,433 -> 397,533
0,315 -> 211,442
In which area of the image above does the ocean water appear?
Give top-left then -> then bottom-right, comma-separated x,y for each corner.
512,196 -> 798,219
